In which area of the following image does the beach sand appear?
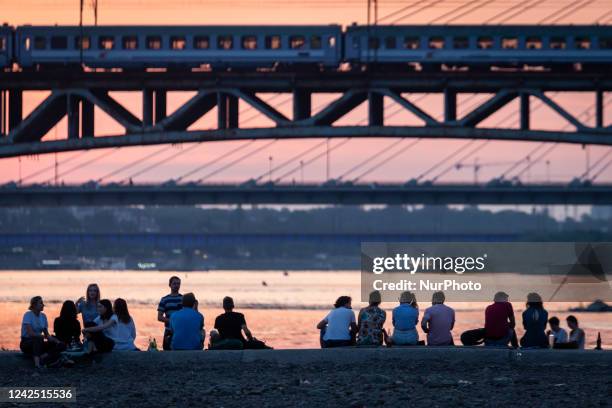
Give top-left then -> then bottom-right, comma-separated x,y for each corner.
0,349 -> 609,407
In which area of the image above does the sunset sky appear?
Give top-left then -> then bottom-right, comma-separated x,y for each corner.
1,0 -> 612,186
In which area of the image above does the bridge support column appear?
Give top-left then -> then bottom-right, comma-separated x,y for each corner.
155,90 -> 167,124
67,94 -> 80,140
520,93 -> 530,131
218,93 -> 238,129
143,89 -> 153,128
368,92 -> 384,126
444,89 -> 456,122
8,89 -> 22,131
596,90 -> 604,128
81,99 -> 94,138
0,90 -> 5,136
293,89 -> 311,120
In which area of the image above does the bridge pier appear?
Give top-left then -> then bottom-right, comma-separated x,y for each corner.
0,90 -> 5,137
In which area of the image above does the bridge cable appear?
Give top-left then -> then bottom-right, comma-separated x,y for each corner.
351,139 -> 422,182
430,141 -> 491,182
336,138 -> 405,180
580,149 -> 612,181
389,0 -> 447,25
41,147 -> 121,184
498,143 -> 547,179
437,0 -> 496,25
546,0 -> 597,24
536,0 -> 585,24
175,141 -> 256,182
377,0 -> 432,23
427,0 -> 482,24
275,138 -> 352,183
484,0 -> 538,24
599,8 -> 612,23
121,143 -> 203,183
20,151 -> 84,184
510,143 -> 558,181
413,140 -> 477,181
589,157 -> 612,182
197,139 -> 278,183
252,139 -> 329,182
96,145 -> 171,183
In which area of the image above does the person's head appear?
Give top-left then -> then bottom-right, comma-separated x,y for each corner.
98,299 -> 113,321
86,283 -> 100,303
223,296 -> 235,311
113,298 -> 132,324
566,315 -> 579,330
182,292 -> 196,308
432,291 -> 445,305
29,296 -> 44,313
526,292 -> 543,309
169,276 -> 181,293
548,316 -> 560,330
493,291 -> 509,303
368,291 -> 381,307
60,300 -> 77,320
334,296 -> 352,309
399,291 -> 417,308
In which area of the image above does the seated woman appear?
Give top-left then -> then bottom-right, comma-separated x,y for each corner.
317,296 -> 357,348
81,299 -> 116,354
520,293 -> 549,349
54,300 -> 81,348
20,296 -> 68,368
356,291 -> 387,346
112,298 -> 138,351
387,291 -> 420,346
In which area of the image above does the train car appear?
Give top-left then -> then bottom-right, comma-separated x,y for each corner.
0,25 -> 13,69
15,25 -> 342,70
345,25 -> 612,70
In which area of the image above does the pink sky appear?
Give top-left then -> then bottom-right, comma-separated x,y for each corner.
1,0 -> 612,185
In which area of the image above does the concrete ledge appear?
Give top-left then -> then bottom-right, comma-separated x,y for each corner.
1,347 -> 609,370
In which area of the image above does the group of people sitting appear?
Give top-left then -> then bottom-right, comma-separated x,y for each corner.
317,290 -> 586,349
20,275 -> 589,368
20,283 -> 138,368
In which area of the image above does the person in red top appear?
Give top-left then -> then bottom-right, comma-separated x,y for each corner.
484,291 -> 518,348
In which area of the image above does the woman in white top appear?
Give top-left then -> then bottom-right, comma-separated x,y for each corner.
20,296 -> 68,368
112,298 -> 137,351
316,296 -> 357,348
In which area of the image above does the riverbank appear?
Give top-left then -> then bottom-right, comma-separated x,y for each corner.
0,348 -> 610,407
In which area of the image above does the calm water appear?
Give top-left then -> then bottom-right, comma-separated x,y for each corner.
0,270 -> 610,350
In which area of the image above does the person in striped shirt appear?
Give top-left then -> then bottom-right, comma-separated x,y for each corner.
157,276 -> 183,351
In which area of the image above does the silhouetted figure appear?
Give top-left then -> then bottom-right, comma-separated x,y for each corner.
520,293 -> 549,348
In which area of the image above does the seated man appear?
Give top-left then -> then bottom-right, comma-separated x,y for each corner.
168,293 -> 205,350
484,291 -> 518,348
210,297 -> 269,350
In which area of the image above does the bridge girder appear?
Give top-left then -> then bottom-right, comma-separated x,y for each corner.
0,71 -> 611,158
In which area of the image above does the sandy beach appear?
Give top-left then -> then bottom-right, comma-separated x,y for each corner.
0,348 -> 610,407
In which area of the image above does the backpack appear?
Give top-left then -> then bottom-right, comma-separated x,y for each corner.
461,328 -> 486,346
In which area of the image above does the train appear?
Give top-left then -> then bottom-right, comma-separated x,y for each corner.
1,24 -> 612,71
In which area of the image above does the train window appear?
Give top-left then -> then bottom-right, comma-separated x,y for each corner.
74,36 -> 90,50
428,37 -> 444,49
403,36 -> 420,49
477,37 -> 493,49
34,36 -> 46,50
311,35 -> 322,49
194,36 -> 210,49
526,37 -> 542,49
368,37 -> 380,50
122,36 -> 138,50
600,37 -> 612,49
265,35 -> 281,49
501,37 -> 518,49
574,37 -> 591,49
171,36 -> 186,50
549,37 -> 566,49
242,35 -> 258,50
328,36 -> 336,47
453,37 -> 469,49
147,36 -> 162,50
24,37 -> 31,50
50,36 -> 67,50
385,36 -> 396,49
0,37 -> 5,51
290,36 -> 305,49
217,35 -> 233,50
99,36 -> 114,50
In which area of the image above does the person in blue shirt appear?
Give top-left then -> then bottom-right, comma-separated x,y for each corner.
169,292 -> 205,350
388,291 -> 419,346
75,283 -> 100,325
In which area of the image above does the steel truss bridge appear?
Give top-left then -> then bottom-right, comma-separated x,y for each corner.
0,71 -> 611,158
1,182 -> 611,206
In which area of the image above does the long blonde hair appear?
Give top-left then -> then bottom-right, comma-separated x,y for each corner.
85,283 -> 100,304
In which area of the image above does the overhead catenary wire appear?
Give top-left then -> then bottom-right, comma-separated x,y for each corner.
580,148 -> 612,180
20,151 -> 83,184
42,147 -> 121,184
275,138 -> 352,182
429,0 -> 488,24
96,145 -> 170,182
430,141 -> 491,182
253,139 -> 329,182
176,140 -> 256,182
121,143 -> 203,182
351,138 -> 422,182
336,138 -> 405,180
546,0 -> 597,24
